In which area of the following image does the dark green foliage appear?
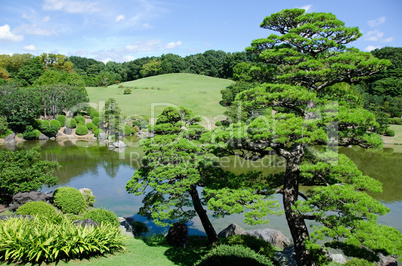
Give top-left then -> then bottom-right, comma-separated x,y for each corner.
75,124 -> 88,135
16,201 -> 57,217
74,115 -> 85,124
220,235 -> 276,258
23,125 -> 38,140
130,221 -> 149,236
49,119 -> 61,130
40,124 -> 58,137
100,98 -> 121,137
65,118 -> 76,128
384,129 -> 395,137
124,88 -> 132,94
56,115 -> 66,126
92,117 -> 100,127
195,245 -> 274,266
53,187 -> 87,214
14,57 -> 44,86
0,148 -> 59,203
82,208 -> 119,227
220,81 -> 256,107
344,258 -> 376,266
389,117 -> 402,125
90,110 -> 99,119
0,116 -> 9,136
0,215 -> 124,263
86,122 -> 95,130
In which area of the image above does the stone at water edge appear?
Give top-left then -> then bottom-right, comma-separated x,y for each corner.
118,217 -> 134,237
217,223 -> 247,238
244,228 -> 291,249
4,133 -> 16,143
113,140 -> 127,148
9,191 -> 54,211
38,133 -> 49,140
63,127 -> 73,135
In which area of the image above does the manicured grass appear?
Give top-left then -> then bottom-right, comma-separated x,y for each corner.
86,73 -> 234,124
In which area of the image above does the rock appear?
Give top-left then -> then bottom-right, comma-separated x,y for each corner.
63,127 -> 73,135
378,253 -> 398,266
166,222 -> 188,247
0,215 -> 34,221
56,132 -> 63,137
38,133 -> 49,140
218,223 -> 246,238
113,140 -> 127,148
274,246 -> 297,266
50,137 -> 55,140
74,218 -> 100,227
79,188 -> 94,207
4,133 -> 16,143
9,191 -> 54,211
118,217 -> 134,237
244,228 -> 291,249
98,133 -> 107,139
330,254 -> 347,264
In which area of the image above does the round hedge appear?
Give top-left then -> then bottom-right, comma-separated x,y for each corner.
94,128 -> 103,138
83,208 -> 119,227
56,115 -> 67,126
86,122 -> 95,130
76,125 -> 89,135
385,129 -> 395,137
90,110 -> 99,119
16,201 -> 57,217
92,117 -> 100,127
124,124 -> 132,135
75,115 -> 85,125
53,187 -> 87,214
50,120 -> 61,130
195,245 -> 274,266
41,120 -> 50,126
65,118 -> 77,128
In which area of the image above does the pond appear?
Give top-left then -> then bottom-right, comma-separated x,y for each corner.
1,139 -> 401,238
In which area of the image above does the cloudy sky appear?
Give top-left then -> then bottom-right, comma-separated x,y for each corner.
0,0 -> 400,63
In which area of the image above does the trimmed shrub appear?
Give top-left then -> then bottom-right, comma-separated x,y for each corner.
86,122 -> 95,130
0,216 -> 124,263
94,128 -> 103,138
53,187 -> 87,214
23,125 -> 37,140
76,125 -> 89,135
50,120 -> 61,130
56,115 -> 67,126
131,126 -> 140,133
0,129 -> 13,139
16,201 -> 57,217
92,117 -> 100,127
215,121 -> 222,126
344,258 -> 376,266
82,208 -> 119,227
195,245 -> 274,266
65,118 -> 77,128
124,124 -> 132,135
75,115 -> 85,125
17,133 -> 23,138
34,129 -> 41,138
42,120 -> 50,126
124,88 -> 132,94
118,85 -> 124,88
220,235 -> 276,258
40,125 -> 58,137
385,129 -> 395,137
394,118 -> 402,125
36,119 -> 42,126
90,110 -> 99,119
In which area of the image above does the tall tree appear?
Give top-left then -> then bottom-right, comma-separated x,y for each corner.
207,9 -> 400,265
100,98 -> 122,138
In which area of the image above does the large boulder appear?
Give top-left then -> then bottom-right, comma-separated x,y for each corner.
4,133 -> 15,143
329,254 -> 347,264
378,253 -> 398,266
113,141 -> 127,148
119,217 -> 134,237
9,191 -> 54,211
98,133 -> 107,139
79,188 -> 94,206
166,222 -> 188,247
218,223 -> 246,238
63,127 -> 73,135
244,228 -> 291,249
38,133 -> 49,140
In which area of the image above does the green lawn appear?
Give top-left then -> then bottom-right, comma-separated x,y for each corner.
86,73 -> 233,125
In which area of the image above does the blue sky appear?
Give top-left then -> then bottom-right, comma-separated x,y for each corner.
0,0 -> 401,63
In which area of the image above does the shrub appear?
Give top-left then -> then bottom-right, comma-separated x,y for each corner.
53,187 -> 87,214
0,216 -> 124,263
220,235 -> 276,258
81,189 -> 95,206
23,125 -> 37,140
16,201 -> 57,217
385,129 -> 395,137
94,128 -> 103,138
40,125 -> 58,137
124,88 -> 132,94
394,118 -> 402,125
82,208 -> 119,227
41,120 -> 50,126
36,119 -> 42,126
344,258 -> 376,265
65,118 -> 77,128
0,129 -> 13,139
124,124 -> 132,135
215,121 -> 222,126
17,133 -> 22,138
86,122 -> 95,130
92,117 -> 100,127
195,245 -> 274,266
75,115 -> 85,125
90,110 -> 99,119
131,126 -> 140,133
34,129 -> 41,138
50,120 -> 61,130
76,125 -> 89,135
56,115 -> 67,126
118,85 -> 124,88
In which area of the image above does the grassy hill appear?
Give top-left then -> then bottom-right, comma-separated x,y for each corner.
86,73 -> 234,125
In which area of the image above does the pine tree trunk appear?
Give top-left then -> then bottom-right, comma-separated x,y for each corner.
283,158 -> 312,266
189,186 -> 218,245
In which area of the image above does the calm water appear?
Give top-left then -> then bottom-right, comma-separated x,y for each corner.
1,139 -> 401,237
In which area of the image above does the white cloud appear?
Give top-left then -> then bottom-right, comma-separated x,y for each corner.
165,41 -> 182,49
101,58 -> 112,64
141,23 -> 154,29
115,15 -> 125,23
364,30 -> 393,42
23,44 -> 38,51
43,16 -> 51,22
299,4 -> 312,12
42,0 -> 101,14
14,24 -> 56,36
364,45 -> 381,52
123,55 -> 136,62
0,24 -> 24,42
126,39 -> 162,52
368,16 -> 386,27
